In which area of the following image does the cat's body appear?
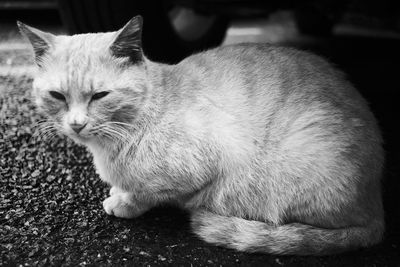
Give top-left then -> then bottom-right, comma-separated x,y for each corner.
19,16 -> 384,255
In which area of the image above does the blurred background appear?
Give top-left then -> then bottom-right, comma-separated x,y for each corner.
1,0 -> 400,62
1,0 -> 399,266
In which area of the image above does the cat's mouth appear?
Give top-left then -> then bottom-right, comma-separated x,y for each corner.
64,129 -> 94,144
66,128 -> 113,145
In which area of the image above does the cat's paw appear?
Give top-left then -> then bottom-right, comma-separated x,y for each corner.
103,193 -> 141,219
109,186 -> 122,196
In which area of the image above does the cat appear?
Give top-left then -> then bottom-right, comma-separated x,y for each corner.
18,15 -> 384,255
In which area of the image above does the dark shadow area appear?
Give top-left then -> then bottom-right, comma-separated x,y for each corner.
0,9 -> 62,25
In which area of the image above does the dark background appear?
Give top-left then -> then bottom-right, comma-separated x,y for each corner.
0,0 -> 399,266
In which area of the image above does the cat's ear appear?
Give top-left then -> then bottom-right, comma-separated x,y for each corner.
17,21 -> 55,67
110,15 -> 143,63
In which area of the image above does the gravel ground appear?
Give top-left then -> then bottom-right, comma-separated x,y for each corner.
1,37 -> 400,266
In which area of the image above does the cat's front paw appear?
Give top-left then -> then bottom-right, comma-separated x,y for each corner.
109,186 -> 122,196
103,193 -> 144,219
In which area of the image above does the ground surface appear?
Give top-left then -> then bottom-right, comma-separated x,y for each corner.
1,10 -> 400,267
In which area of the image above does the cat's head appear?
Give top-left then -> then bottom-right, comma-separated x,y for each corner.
18,16 -> 148,144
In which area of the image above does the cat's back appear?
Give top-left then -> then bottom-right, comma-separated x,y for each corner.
174,43 -> 375,128
167,43 -> 382,160
177,43 -> 360,104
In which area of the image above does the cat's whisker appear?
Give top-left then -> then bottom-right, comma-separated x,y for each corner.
32,124 -> 50,133
106,121 -> 135,128
98,122 -> 135,138
112,125 -> 135,140
90,124 -> 128,142
35,123 -> 55,131
42,131 -> 58,142
90,125 -> 109,136
101,125 -> 131,141
32,119 -> 49,128
31,120 -> 62,143
33,124 -> 54,138
97,121 -> 133,133
38,128 -> 57,140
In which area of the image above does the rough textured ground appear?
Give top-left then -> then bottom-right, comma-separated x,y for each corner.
1,32 -> 400,266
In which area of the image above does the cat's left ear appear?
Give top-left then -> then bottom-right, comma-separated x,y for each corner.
17,21 -> 55,66
110,15 -> 143,63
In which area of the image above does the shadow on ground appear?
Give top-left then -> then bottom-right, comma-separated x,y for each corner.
1,21 -> 400,266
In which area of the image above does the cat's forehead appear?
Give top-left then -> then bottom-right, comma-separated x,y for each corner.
52,32 -> 115,64
58,32 -> 115,54
34,32 -> 126,89
34,66 -> 132,93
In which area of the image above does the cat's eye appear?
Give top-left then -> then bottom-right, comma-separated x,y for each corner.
91,91 -> 110,101
49,91 -> 66,101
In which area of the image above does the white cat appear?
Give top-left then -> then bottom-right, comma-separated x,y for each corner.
19,15 -> 384,255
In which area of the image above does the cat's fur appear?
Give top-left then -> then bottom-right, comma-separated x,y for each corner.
18,16 -> 384,255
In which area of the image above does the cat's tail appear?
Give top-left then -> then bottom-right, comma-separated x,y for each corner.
191,210 -> 384,255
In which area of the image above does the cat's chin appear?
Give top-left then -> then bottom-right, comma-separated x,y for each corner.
67,133 -> 108,147
66,133 -> 93,145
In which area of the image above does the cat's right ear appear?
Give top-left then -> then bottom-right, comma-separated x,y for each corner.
17,21 -> 55,67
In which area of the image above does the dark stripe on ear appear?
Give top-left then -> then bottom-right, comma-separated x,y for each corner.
110,16 -> 144,63
17,21 -> 54,67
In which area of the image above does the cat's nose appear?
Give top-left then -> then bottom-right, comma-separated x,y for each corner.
70,123 -> 87,134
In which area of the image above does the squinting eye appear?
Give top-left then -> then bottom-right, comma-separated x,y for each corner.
49,91 -> 66,101
91,91 -> 110,101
